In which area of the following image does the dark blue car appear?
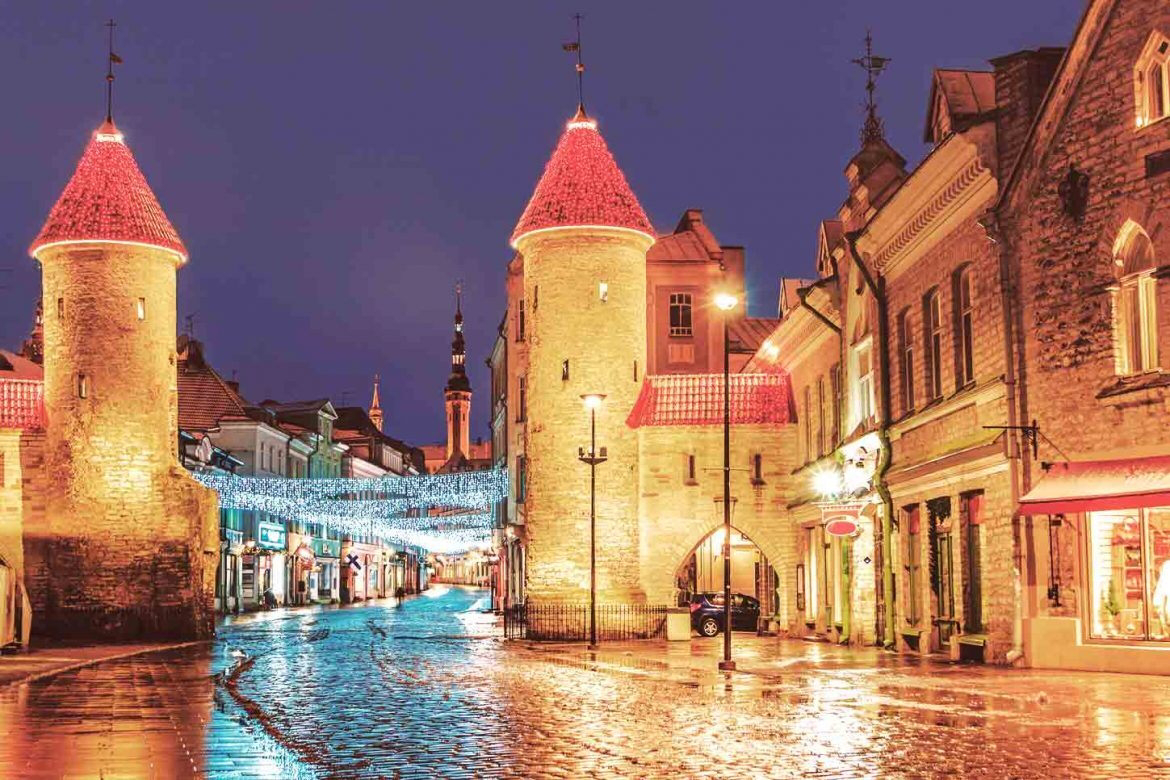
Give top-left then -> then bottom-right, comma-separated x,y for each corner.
689,592 -> 760,637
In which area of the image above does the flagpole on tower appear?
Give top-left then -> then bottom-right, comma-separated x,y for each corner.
563,13 -> 585,116
105,19 -> 123,123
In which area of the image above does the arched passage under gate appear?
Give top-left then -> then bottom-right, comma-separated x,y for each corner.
672,525 -> 780,619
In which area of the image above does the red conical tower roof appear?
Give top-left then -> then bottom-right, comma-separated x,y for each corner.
30,120 -> 187,263
510,108 -> 653,248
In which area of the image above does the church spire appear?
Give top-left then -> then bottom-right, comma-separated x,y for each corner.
369,374 -> 383,433
444,284 -> 472,461
447,283 -> 470,394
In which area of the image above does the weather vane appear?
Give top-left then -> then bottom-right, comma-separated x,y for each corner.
851,30 -> 890,145
105,19 -> 123,122
563,14 -> 586,115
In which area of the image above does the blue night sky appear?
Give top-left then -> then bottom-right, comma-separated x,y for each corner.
0,2 -> 1082,446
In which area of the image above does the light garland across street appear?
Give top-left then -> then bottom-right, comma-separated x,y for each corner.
195,468 -> 507,554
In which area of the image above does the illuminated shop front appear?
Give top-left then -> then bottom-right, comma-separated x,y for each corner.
1019,456 -> 1170,673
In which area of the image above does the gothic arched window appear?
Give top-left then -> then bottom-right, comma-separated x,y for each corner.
1135,32 -> 1170,128
1113,221 -> 1159,375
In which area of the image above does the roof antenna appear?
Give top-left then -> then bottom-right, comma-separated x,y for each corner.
563,14 -> 585,116
105,19 -> 123,123
851,30 -> 890,146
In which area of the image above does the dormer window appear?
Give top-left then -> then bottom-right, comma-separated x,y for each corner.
1135,32 -> 1170,128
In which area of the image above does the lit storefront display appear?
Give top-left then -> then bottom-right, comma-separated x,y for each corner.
1087,508 -> 1170,642
1019,455 -> 1170,670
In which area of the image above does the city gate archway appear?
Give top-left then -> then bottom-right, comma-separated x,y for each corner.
673,526 -> 781,618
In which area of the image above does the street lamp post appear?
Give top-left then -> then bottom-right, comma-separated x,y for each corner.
578,393 -> 607,650
714,291 -> 738,672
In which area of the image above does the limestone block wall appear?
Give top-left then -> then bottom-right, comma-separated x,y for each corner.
29,244 -> 218,640
636,424 -> 797,606
0,430 -> 43,643
516,228 -> 651,602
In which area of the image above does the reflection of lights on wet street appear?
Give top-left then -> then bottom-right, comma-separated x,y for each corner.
2,586 -> 1170,777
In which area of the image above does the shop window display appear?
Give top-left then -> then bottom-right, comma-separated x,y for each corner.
1088,508 -> 1170,641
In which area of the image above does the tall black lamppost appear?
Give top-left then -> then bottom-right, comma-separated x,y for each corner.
714,291 -> 738,672
578,393 -> 607,650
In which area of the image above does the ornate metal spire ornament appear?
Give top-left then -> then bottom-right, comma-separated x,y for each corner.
852,30 -> 891,146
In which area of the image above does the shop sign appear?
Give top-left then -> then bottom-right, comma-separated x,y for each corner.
257,521 -> 286,550
312,538 -> 341,559
820,502 -> 865,537
294,543 -> 315,563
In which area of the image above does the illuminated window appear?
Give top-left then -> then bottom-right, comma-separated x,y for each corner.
137,297 -> 146,321
851,339 -> 875,425
1113,221 -> 1159,375
669,292 -> 693,337
897,309 -> 915,414
1136,32 -> 1170,127
1087,507 -> 1170,642
923,289 -> 943,401
599,281 -> 608,302
76,373 -> 88,398
954,267 -> 974,388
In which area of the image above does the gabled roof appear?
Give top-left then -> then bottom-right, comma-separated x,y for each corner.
626,373 -> 794,429
0,349 -> 43,381
511,108 -> 653,247
729,317 -> 781,353
648,209 -> 723,262
923,69 -> 997,142
177,340 -> 250,432
995,1 -> 1113,211
30,119 -> 187,263
778,278 -> 814,319
260,398 -> 338,419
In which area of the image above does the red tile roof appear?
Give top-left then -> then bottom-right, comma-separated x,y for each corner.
511,110 -> 653,247
626,373 -> 794,429
30,120 -> 187,263
177,359 -> 249,432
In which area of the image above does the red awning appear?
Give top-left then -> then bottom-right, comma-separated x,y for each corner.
1018,456 -> 1170,515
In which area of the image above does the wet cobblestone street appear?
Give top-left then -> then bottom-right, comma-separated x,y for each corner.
2,585 -> 1170,778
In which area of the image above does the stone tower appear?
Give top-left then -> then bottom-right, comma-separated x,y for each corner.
511,106 -> 655,602
369,374 -> 384,433
27,118 -> 218,640
445,287 -> 472,459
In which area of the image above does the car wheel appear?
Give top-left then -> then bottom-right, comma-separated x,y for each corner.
699,617 -> 720,637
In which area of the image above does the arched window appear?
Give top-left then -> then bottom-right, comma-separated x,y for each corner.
1135,32 -> 1170,128
1113,221 -> 1159,375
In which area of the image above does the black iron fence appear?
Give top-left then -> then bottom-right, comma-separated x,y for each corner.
503,602 -> 669,641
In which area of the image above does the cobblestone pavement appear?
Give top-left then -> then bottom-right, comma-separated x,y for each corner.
1,585 -> 1169,778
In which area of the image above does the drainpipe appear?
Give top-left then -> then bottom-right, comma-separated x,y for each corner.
798,286 -> 842,335
984,212 -> 1027,665
845,231 -> 897,649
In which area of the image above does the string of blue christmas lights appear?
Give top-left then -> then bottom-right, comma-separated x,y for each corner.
195,468 -> 507,553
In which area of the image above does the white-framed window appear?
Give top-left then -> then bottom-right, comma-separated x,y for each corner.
954,266 -> 975,388
1136,32 -> 1170,128
851,338 -> 875,426
669,292 -> 693,337
1112,221 -> 1160,375
924,289 -> 943,400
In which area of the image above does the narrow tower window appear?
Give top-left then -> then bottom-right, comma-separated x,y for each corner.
752,453 -> 764,483
685,454 -> 697,483
599,282 -> 609,302
137,297 -> 146,321
77,373 -> 88,399
633,360 -> 638,382
57,298 -> 64,318
561,359 -> 570,381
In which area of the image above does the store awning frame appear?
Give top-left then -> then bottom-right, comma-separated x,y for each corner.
1017,456 -> 1170,515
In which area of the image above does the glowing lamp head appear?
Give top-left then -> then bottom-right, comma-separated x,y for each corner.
581,393 -> 606,410
714,292 -> 739,312
813,467 -> 843,499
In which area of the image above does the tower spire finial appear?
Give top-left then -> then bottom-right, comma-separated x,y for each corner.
563,13 -> 586,117
105,19 -> 122,123
851,29 -> 890,146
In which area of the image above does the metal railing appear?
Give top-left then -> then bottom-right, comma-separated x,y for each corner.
0,379 -> 44,430
503,602 -> 669,641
